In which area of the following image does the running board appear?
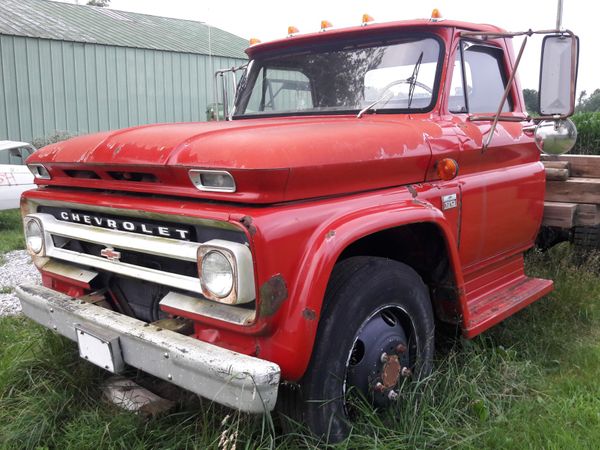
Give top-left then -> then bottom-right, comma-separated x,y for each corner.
463,276 -> 553,338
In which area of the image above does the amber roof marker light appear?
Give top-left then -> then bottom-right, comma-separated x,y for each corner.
320,20 -> 333,31
287,26 -> 299,37
362,14 -> 374,26
430,8 -> 443,22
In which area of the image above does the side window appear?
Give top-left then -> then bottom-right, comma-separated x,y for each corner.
449,42 -> 512,114
22,146 -> 35,158
246,67 -> 313,113
8,148 -> 25,165
449,50 -> 467,113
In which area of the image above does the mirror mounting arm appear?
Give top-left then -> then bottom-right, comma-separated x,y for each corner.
479,34 -> 528,152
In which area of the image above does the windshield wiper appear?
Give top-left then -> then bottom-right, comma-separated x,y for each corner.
356,90 -> 394,118
407,51 -> 424,110
357,51 -> 425,118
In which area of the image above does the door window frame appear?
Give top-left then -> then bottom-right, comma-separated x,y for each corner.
449,39 -> 516,115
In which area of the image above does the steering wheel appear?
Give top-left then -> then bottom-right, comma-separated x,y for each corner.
380,78 -> 434,97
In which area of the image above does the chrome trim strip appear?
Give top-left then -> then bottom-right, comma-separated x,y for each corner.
51,247 -> 203,293
17,284 -> 280,412
160,291 -> 255,326
40,260 -> 98,284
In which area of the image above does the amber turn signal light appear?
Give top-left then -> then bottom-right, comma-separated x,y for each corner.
249,37 -> 262,46
436,158 -> 459,180
288,26 -> 299,36
431,8 -> 442,19
362,14 -> 374,25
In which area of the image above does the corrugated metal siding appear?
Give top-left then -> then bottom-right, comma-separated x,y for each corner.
0,35 -> 246,142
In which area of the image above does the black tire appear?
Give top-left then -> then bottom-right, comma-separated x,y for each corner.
277,256 -> 435,442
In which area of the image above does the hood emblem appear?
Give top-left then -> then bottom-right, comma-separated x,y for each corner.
100,247 -> 121,261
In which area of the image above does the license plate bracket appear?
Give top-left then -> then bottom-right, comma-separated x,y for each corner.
75,325 -> 125,373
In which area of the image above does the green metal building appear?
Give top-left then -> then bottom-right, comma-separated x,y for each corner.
0,0 -> 247,143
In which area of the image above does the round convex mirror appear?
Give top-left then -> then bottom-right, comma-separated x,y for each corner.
534,119 -> 577,155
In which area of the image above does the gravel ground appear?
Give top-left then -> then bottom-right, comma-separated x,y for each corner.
0,250 -> 41,317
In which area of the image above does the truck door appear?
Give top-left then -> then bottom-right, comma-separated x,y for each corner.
446,39 -> 545,268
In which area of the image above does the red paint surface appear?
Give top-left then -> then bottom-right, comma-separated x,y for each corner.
24,21 -> 553,381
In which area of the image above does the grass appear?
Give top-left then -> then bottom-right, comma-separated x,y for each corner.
0,209 -> 25,256
1,211 -> 600,448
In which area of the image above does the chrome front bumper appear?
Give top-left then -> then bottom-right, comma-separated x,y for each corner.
16,284 -> 280,413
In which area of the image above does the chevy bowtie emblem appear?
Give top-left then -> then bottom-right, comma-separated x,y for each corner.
100,247 -> 121,261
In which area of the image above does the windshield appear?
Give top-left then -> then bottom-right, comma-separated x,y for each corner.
234,35 -> 442,117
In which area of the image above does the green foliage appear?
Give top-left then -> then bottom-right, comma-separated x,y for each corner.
522,88 -> 539,116
31,131 -> 75,150
1,244 -> 600,448
577,89 -> 600,113
571,112 -> 600,155
0,209 -> 24,256
86,0 -> 110,7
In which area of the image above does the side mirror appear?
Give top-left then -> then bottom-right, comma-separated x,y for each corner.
534,119 -> 577,155
538,34 -> 579,116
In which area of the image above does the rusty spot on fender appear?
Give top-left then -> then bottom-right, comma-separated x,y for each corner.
259,274 -> 288,317
240,216 -> 257,236
326,230 -> 336,240
303,308 -> 316,320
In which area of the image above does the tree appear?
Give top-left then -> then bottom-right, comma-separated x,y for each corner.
578,89 -> 600,113
577,90 -> 587,110
522,88 -> 539,115
87,0 -> 110,6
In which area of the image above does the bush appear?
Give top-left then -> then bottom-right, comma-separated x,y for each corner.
570,112 -> 600,155
31,131 -> 75,149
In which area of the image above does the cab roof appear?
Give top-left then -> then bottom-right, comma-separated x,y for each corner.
246,19 -> 506,57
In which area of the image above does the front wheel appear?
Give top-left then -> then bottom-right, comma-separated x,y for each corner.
278,257 -> 435,442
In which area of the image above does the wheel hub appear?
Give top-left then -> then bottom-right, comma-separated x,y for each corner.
346,308 -> 412,407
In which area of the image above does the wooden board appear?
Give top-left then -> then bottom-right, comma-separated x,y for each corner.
541,155 -> 600,178
543,202 -> 577,228
545,178 -> 600,204
575,204 -> 600,226
542,160 -> 571,171
544,167 -> 569,181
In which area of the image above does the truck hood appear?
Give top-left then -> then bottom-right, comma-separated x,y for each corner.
30,116 -> 439,203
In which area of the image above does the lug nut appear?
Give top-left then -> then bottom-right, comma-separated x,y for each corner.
374,382 -> 385,393
387,390 -> 399,401
380,352 -> 389,363
401,367 -> 413,377
396,343 -> 407,354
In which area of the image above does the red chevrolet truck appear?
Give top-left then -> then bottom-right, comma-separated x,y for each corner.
16,12 -> 579,442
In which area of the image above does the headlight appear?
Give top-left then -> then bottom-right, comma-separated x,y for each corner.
24,217 -> 44,254
201,250 -> 234,298
197,240 -> 256,305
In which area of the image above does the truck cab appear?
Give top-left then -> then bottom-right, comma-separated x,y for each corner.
17,15 -> 579,442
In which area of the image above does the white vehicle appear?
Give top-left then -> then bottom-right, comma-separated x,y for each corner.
0,141 -> 36,210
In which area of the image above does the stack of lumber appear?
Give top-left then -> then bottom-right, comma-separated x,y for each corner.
542,154 -> 600,229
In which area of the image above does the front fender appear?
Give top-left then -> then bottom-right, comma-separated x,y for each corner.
261,194 -> 464,380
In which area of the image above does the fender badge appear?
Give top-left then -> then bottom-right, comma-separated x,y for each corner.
442,194 -> 457,211
100,247 -> 121,261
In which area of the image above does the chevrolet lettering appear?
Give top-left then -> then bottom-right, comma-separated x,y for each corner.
58,210 -> 190,240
